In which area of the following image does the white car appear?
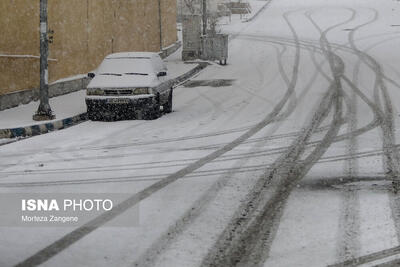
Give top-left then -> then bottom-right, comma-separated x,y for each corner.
85,52 -> 173,120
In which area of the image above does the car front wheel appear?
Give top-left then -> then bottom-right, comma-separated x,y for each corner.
87,105 -> 101,121
143,97 -> 161,120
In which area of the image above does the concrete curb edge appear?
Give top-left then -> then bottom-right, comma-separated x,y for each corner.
243,0 -> 273,23
0,113 -> 88,139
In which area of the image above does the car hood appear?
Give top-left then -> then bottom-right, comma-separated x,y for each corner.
87,74 -> 160,88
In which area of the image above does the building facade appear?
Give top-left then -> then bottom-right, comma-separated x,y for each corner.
0,0 -> 177,97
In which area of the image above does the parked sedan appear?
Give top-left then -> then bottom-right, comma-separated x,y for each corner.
85,52 -> 173,120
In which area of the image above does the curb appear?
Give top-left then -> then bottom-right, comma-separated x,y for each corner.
0,113 -> 87,139
172,62 -> 209,87
0,62 -> 208,140
243,0 -> 272,23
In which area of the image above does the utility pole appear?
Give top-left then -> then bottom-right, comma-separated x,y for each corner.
33,0 -> 55,121
158,0 -> 163,50
202,0 -> 207,35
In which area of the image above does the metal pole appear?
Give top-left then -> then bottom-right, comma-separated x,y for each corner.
158,0 -> 163,51
202,0 -> 207,35
33,0 -> 55,121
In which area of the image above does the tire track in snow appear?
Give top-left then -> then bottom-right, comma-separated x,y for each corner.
305,7 -> 362,262
131,20 -> 307,267
338,49 -> 361,263
0,144 -> 397,188
234,9 -> 399,264
335,15 -> 400,261
201,9 -> 346,266
130,113 -> 286,267
306,7 -> 369,263
345,9 -> 400,248
0,125 -> 333,171
348,9 -> 400,185
238,31 -> 400,96
236,29 -> 383,142
322,7 -> 400,266
202,85 -> 338,267
271,44 -> 299,120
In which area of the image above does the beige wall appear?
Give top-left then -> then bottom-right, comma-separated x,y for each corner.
0,0 -> 177,95
162,0 -> 178,47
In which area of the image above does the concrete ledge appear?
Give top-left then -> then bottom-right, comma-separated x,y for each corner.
49,77 -> 90,99
159,41 -> 182,59
0,88 -> 38,111
0,60 -> 207,140
0,77 -> 91,112
243,0 -> 272,23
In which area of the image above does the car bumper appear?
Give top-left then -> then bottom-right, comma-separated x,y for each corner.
85,95 -> 156,111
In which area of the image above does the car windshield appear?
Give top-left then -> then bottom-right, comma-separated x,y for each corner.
97,57 -> 154,76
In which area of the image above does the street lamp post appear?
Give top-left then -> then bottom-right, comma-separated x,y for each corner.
33,0 -> 55,121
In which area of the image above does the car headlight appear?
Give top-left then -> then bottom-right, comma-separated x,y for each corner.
133,88 -> 149,95
87,88 -> 105,95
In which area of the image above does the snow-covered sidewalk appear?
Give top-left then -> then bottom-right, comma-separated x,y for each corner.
0,52 -> 196,130
217,0 -> 271,28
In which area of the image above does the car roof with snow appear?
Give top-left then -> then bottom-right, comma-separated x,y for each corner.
87,52 -> 167,88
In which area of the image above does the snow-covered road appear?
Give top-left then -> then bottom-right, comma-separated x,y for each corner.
2,0 -> 400,266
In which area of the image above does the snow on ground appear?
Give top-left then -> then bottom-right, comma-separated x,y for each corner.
1,0 -> 400,266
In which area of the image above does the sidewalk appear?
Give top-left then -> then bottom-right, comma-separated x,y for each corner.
0,49 -> 207,139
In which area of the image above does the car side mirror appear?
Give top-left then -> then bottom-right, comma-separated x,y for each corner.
88,72 -> 95,78
157,71 -> 167,77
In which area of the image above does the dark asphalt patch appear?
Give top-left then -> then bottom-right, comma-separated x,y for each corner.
183,79 -> 235,88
